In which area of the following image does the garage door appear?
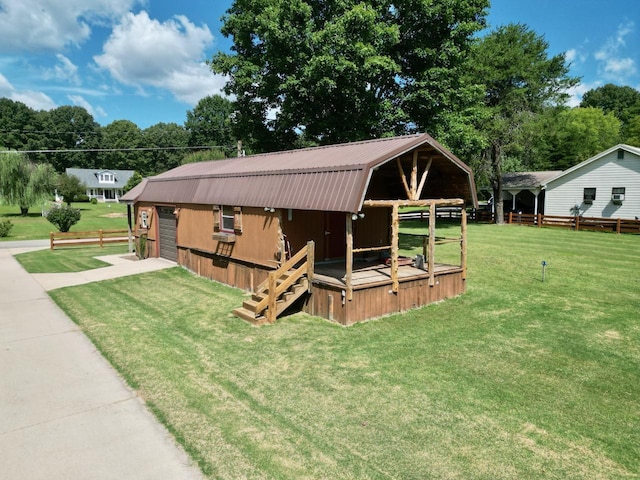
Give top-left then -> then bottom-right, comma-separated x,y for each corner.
157,206 -> 177,262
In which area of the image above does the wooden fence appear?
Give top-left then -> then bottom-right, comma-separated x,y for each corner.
504,212 -> 640,234
50,229 -> 130,250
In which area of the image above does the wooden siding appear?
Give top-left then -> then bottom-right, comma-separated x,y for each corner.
545,150 -> 640,218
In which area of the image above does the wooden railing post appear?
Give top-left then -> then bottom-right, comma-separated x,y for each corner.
346,214 -> 354,300
391,204 -> 399,293
508,211 -> 513,224
537,213 -> 542,227
575,215 -> 580,231
428,202 -> 436,287
267,272 -> 277,324
306,240 -> 314,291
99,229 -> 104,248
50,232 -> 54,250
616,218 -> 621,234
461,209 -> 467,280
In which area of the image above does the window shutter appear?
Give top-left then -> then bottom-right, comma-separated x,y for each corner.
212,205 -> 220,231
233,206 -> 243,233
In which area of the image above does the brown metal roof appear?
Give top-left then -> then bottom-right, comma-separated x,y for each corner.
122,133 -> 477,211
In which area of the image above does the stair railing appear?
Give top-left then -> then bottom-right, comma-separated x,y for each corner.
254,241 -> 314,323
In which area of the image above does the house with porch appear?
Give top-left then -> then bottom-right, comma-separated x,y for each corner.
66,168 -> 135,203
121,134 -> 477,325
542,144 -> 640,219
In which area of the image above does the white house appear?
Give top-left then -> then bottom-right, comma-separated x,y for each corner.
542,144 -> 640,219
66,168 -> 135,203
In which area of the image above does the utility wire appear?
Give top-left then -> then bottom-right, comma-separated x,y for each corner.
14,145 -> 229,154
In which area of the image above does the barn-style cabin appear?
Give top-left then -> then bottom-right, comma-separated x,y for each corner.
122,134 -> 478,325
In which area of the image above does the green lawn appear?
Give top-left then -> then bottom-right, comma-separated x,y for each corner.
14,244 -> 130,273
0,202 -> 128,241
48,224 -> 640,479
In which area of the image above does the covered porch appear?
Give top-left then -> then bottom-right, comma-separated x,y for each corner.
301,199 -> 468,324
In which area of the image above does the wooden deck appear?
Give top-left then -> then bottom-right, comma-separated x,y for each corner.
304,259 -> 466,325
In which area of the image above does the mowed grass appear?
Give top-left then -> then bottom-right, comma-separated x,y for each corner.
0,202 -> 128,241
14,244 -> 130,273
49,224 -> 640,479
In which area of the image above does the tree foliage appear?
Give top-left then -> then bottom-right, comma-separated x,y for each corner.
466,23 -> 578,222
123,171 -> 144,193
211,0 -> 489,151
57,173 -> 87,205
0,151 -> 56,215
185,95 -> 235,155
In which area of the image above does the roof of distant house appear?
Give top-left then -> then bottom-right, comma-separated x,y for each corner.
502,171 -> 562,189
66,168 -> 135,189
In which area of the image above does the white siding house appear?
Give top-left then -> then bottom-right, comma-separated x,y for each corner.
542,145 -> 640,219
66,168 -> 135,203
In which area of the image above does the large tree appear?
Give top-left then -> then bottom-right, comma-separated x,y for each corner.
98,120 -> 143,171
185,95 -> 235,156
142,122 -> 189,175
211,0 -> 488,151
0,151 -> 56,215
46,105 -> 102,171
466,23 -> 578,222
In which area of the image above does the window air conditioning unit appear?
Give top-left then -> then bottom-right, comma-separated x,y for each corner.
611,194 -> 624,204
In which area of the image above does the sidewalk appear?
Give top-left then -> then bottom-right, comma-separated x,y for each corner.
0,246 -> 202,480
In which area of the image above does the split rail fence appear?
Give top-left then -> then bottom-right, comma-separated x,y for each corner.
503,212 -> 640,234
50,229 -> 130,250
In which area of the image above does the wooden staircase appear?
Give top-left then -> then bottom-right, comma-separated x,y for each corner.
233,241 -> 314,325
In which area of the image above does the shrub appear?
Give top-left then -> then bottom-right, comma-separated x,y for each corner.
0,219 -> 13,237
46,205 -> 81,232
90,197 -> 98,205
75,194 -> 90,203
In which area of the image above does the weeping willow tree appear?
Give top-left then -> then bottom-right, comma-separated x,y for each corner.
0,151 -> 57,216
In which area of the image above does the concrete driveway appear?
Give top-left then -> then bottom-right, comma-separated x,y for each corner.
0,243 -> 202,479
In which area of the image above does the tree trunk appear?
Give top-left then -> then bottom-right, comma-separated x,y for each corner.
20,206 -> 29,217
491,142 -> 504,225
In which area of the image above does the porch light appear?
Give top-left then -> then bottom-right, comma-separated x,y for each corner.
264,207 -> 275,213
352,213 -> 358,220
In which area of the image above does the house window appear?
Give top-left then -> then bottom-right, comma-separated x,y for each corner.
617,149 -> 625,160
221,205 -> 235,232
611,187 -> 625,204
583,188 -> 596,204
99,173 -> 115,183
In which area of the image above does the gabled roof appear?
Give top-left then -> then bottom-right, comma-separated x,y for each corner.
122,133 -> 477,211
542,144 -> 640,186
66,168 -> 135,189
502,171 -> 562,189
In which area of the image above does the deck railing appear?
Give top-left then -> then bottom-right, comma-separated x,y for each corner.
254,241 -> 314,323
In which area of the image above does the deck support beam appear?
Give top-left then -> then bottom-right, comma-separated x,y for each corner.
391,204 -> 400,292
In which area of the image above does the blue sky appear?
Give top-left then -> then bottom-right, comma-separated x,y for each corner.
0,0 -> 638,129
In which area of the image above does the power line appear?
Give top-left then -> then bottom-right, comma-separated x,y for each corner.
14,145 -> 229,154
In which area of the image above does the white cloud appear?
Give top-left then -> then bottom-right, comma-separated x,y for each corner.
42,54 -> 81,85
0,0 -> 141,52
0,72 -> 56,110
94,11 -> 227,105
594,20 -> 637,80
67,94 -> 107,118
565,81 -> 602,107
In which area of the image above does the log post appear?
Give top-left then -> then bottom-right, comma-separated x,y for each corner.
346,215 -> 353,300
461,208 -> 467,281
267,272 -> 277,323
391,204 -> 399,293
306,240 -> 314,291
428,202 -> 436,287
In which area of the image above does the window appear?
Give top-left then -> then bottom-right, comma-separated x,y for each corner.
99,172 -> 115,183
617,149 -> 625,160
221,205 -> 235,231
612,187 -> 625,204
583,188 -> 596,204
